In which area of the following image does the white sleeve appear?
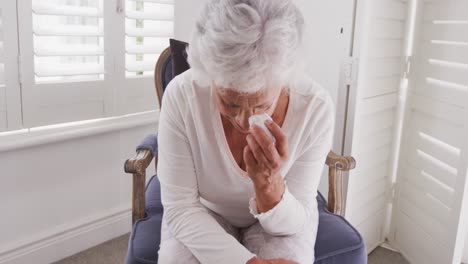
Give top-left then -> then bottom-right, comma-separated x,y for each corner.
248,95 -> 335,236
157,77 -> 256,264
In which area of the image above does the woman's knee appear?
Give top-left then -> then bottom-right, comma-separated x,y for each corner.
242,222 -> 316,263
158,237 -> 200,264
257,236 -> 315,264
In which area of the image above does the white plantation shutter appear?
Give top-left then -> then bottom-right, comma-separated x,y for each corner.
389,0 -> 468,263
345,0 -> 409,253
112,0 -> 174,116
14,0 -> 171,128
32,0 -> 104,82
125,0 -> 174,77
18,0 -> 111,128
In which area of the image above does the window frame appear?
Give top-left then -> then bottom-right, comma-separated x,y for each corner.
0,0 -> 22,132
10,0 -> 171,129
18,0 -> 112,128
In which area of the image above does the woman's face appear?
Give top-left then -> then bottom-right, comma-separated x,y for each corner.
214,86 -> 282,134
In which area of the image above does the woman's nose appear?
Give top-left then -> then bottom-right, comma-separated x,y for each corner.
236,109 -> 254,130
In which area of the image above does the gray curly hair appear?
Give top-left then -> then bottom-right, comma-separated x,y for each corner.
187,0 -> 305,94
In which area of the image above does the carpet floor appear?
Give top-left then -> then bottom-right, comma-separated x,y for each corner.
54,234 -> 410,264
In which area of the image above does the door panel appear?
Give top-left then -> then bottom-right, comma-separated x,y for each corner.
390,1 -> 468,263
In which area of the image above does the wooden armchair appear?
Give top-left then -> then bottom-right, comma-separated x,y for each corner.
123,41 -> 367,264
124,46 -> 356,224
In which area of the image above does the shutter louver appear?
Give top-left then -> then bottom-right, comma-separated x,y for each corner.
125,0 -> 174,77
32,0 -> 104,82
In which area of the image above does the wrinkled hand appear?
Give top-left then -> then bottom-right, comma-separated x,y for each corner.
247,256 -> 298,264
243,119 -> 289,213
243,119 -> 288,190
265,259 -> 299,264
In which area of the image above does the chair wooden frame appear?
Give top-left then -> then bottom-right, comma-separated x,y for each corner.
154,47 -> 172,106
125,47 -> 356,224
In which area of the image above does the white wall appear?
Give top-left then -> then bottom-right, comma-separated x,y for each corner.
293,0 -> 355,199
174,0 -> 207,42
175,0 -> 355,198
0,118 -> 157,264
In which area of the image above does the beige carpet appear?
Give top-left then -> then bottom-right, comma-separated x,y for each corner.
54,233 -> 409,264
368,246 -> 410,264
53,234 -> 130,264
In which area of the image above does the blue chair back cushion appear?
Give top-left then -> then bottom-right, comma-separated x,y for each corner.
125,175 -> 367,264
161,56 -> 172,95
158,39 -> 189,98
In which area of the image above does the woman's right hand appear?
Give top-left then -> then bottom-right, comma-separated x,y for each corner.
247,256 -> 299,264
264,259 -> 299,264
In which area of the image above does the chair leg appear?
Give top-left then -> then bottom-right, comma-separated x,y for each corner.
132,172 -> 146,224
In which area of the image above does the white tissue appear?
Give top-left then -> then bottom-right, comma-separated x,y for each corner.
248,113 -> 276,143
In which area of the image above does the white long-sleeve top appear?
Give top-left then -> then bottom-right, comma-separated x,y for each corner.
157,69 -> 335,264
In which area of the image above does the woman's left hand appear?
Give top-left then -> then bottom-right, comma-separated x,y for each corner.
244,119 -> 289,212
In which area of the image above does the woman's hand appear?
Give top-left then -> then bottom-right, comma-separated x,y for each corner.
266,259 -> 299,264
247,256 -> 298,264
244,119 -> 289,213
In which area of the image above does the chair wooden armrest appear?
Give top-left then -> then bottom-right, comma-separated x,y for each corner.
124,150 -> 158,224
326,150 -> 356,216
124,148 -> 355,224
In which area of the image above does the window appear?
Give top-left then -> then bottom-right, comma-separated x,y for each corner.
125,0 -> 174,77
117,0 -> 175,116
8,0 -> 175,130
32,0 -> 104,82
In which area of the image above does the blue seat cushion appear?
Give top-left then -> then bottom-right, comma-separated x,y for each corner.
144,174 -> 164,216
314,192 -> 367,263
126,175 -> 366,264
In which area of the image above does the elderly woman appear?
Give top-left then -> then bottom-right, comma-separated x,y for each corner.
156,0 -> 335,263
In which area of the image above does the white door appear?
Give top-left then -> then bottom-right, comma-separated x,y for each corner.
388,0 -> 468,263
